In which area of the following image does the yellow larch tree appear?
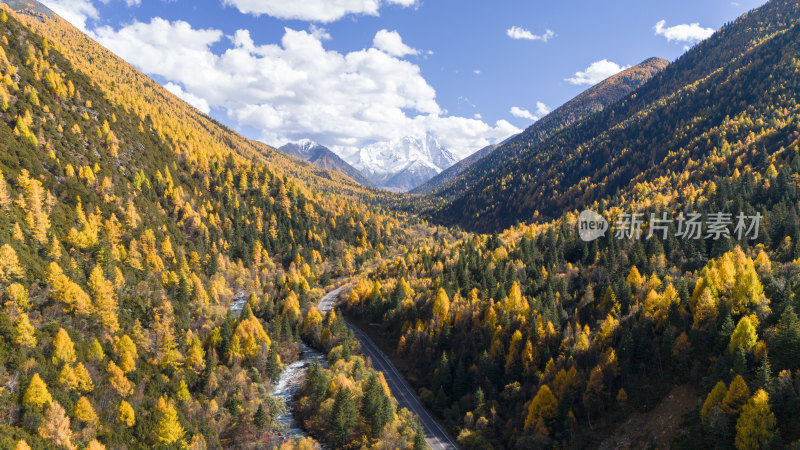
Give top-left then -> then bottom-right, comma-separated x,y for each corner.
73,396 -> 99,425
118,400 -> 136,427
23,373 -> 52,409
0,244 -> 24,283
88,265 -> 119,333
14,313 -> 37,349
155,396 -> 185,445
38,401 -> 72,448
51,328 -> 77,365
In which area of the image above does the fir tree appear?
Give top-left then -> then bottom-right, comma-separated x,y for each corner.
330,387 -> 358,447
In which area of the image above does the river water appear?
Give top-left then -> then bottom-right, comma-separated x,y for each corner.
272,343 -> 327,440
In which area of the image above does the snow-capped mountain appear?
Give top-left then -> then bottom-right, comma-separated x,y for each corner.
279,140 -> 372,186
344,135 -> 458,192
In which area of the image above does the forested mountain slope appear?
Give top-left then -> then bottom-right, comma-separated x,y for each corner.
341,1 -> 800,448
413,57 -> 668,198
432,0 -> 800,232
0,4 -> 427,449
9,1 -> 405,209
279,141 -> 373,187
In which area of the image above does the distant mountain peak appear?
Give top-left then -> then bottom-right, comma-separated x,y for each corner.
279,141 -> 372,187
345,134 -> 458,192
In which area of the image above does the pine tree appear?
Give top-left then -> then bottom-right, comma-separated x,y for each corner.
771,305 -> 800,372
267,342 -> 282,381
413,424 -> 426,450
735,390 -> 776,449
253,404 -> 268,428
330,387 -> 358,446
755,357 -> 773,393
583,365 -> 606,416
361,373 -> 393,437
601,286 -> 620,316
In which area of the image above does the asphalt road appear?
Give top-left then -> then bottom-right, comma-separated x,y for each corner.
317,286 -> 458,450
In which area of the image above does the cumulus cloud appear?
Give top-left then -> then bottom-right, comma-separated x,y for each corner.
93,19 -> 517,158
373,30 -> 419,57
565,59 -> 629,85
506,26 -> 555,42
654,20 -> 714,43
535,101 -> 550,116
164,82 -> 211,114
222,0 -> 416,23
40,0 -> 98,31
510,106 -> 535,121
510,102 -> 550,122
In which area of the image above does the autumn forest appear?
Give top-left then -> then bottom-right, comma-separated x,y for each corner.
2,0 -> 800,449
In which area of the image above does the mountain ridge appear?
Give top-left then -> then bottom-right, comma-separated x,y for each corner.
346,134 -> 458,191
430,0 -> 800,232
414,56 -> 669,198
279,140 -> 372,187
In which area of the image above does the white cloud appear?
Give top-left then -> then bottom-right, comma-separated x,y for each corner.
510,106 -> 536,121
506,26 -> 555,42
565,59 -> 629,85
654,20 -> 714,43
535,101 -> 550,116
40,0 -> 98,31
93,19 -> 517,158
308,25 -> 331,41
373,29 -> 418,57
222,0 -> 416,23
510,102 -> 550,122
164,82 -> 211,114
473,69 -> 480,75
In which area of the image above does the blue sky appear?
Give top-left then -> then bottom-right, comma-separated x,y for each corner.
40,0 -> 768,158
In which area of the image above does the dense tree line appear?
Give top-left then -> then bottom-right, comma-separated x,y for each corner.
429,0 -> 800,233
0,8 -> 425,449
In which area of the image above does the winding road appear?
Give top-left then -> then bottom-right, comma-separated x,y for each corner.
317,287 -> 458,450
